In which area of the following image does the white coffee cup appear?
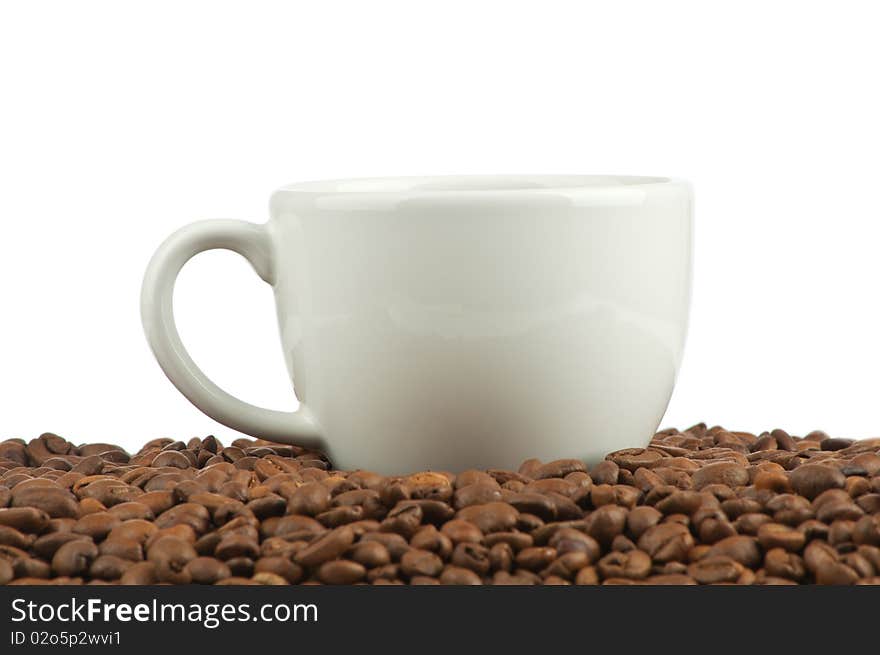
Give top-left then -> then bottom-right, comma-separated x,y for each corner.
141,175 -> 692,473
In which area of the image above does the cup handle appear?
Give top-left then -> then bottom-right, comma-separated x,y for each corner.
140,219 -> 324,447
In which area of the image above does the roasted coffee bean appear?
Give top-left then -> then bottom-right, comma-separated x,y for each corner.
548,528 -> 600,562
656,491 -> 703,516
453,482 -> 503,509
0,525 -> 33,550
611,534 -> 636,552
406,472 -> 453,502
99,538 -> 143,561
439,565 -> 482,585
73,512 -> 121,541
789,464 -> 846,500
627,506 -> 663,539
704,535 -> 761,569
591,460 -> 619,486
535,459 -> 586,480
89,555 -> 133,580
574,566 -> 600,585
348,540 -> 391,568
286,482 -> 331,516
295,525 -> 355,567
401,548 -> 444,578
541,550 -> 589,579
360,532 -> 409,561
484,531 -> 533,551
0,507 -> 50,533
215,534 -> 260,560
52,540 -> 99,576
815,560 -> 859,585
637,523 -> 694,563
804,539 -> 838,575
765,547 -> 806,580
11,484 -> 79,518
14,558 -> 51,579
488,542 -> 514,572
318,559 -> 366,584
607,448 -> 665,472
506,492 -> 556,521
254,556 -> 302,583
516,546 -> 557,572
692,462 -> 749,490
107,519 -> 158,545
585,504 -> 628,547
456,502 -> 518,533
687,555 -> 743,584
757,523 -> 806,552
596,549 -> 651,580
146,536 -> 197,579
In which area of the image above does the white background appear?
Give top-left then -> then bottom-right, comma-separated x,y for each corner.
1,1 -> 878,454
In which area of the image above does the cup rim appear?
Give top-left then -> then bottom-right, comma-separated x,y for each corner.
274,174 -> 688,196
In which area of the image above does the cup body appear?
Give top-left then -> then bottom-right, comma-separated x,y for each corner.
267,175 -> 691,472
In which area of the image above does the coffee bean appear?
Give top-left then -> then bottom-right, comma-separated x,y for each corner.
656,490 -> 703,515
853,515 -> 880,546
692,462 -> 749,489
318,559 -> 366,584
146,536 -> 197,579
585,504 -> 628,547
757,523 -> 806,552
451,542 -> 491,575
98,538 -> 143,561
215,534 -> 260,560
254,556 -> 302,583
0,525 -> 33,550
11,484 -> 79,518
405,472 -> 453,502
597,549 -> 651,580
453,482 -> 503,509
401,548 -> 444,578
535,459 -> 586,480
488,542 -> 513,572
345,540 -> 389,568
439,565 -> 482,585
573,566 -> 599,584
607,448 -> 665,472
295,525 -> 355,567
516,546 -> 557,572
704,535 -> 761,568
73,512 -> 121,541
52,540 -> 99,576
688,555 -> 743,584
456,502 -> 518,533
815,560 -> 859,585
627,506 -> 663,539
89,555 -> 133,580
0,507 -> 50,533
789,464 -> 846,500
484,531 -> 533,551
591,460 -> 619,486
638,523 -> 694,562
841,551 -> 874,578
439,519 -> 483,544
152,451 -> 192,469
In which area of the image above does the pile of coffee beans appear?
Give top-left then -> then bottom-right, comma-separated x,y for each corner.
2,425 -> 880,585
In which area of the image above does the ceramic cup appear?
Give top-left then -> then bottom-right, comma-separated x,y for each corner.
141,175 -> 692,472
